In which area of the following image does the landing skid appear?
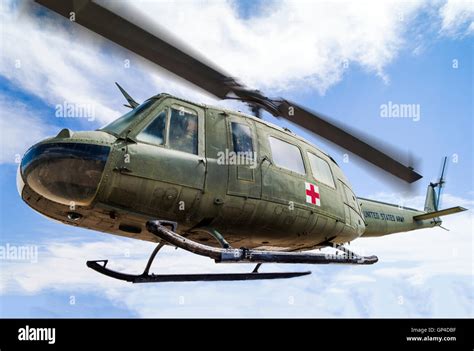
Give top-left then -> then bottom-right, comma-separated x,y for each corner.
86,259 -> 310,283
86,220 -> 377,283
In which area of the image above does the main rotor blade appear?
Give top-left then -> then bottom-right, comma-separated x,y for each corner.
35,0 -> 422,183
277,100 -> 422,183
35,0 -> 236,99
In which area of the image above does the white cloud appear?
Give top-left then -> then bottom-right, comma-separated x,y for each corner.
0,0 -> 224,127
1,0 -> 470,130
0,2 -> 120,124
439,0 -> 474,36
0,94 -> 54,163
361,191 -> 474,210
333,273 -> 377,285
110,0 -> 427,93
441,193 -> 474,208
350,191 -> 473,283
1,0 -> 461,127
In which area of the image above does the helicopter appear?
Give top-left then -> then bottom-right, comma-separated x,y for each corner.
18,0 -> 467,283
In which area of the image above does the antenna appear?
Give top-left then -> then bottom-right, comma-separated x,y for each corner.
115,82 -> 139,109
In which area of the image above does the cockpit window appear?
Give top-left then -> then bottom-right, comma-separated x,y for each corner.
168,107 -> 198,154
101,99 -> 155,136
136,110 -> 167,146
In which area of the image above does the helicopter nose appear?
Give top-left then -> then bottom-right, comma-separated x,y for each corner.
20,142 -> 110,206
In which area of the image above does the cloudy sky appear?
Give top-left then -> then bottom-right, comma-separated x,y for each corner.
0,0 -> 472,317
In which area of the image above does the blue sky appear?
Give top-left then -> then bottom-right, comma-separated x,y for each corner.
0,0 -> 473,317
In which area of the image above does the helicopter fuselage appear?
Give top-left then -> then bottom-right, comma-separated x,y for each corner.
18,94 -> 436,250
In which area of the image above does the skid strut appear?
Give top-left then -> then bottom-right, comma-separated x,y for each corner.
146,220 -> 378,265
86,220 -> 310,283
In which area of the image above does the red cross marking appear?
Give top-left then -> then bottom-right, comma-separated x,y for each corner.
306,183 -> 320,204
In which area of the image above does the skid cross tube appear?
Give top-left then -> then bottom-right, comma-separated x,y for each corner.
146,220 -> 378,265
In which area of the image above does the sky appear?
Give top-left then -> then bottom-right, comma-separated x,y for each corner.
0,0 -> 473,318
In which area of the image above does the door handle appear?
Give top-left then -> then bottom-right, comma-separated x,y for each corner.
261,155 -> 273,165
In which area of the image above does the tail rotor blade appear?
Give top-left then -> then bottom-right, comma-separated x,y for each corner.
436,156 -> 448,209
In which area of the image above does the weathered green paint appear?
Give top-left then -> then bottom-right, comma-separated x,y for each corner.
19,94 -> 444,250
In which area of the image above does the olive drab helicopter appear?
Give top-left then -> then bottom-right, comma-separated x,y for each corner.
19,0 -> 467,283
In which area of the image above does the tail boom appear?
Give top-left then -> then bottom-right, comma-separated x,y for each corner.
358,198 -> 437,237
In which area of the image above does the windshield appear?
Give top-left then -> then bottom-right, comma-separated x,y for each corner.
100,99 -> 156,136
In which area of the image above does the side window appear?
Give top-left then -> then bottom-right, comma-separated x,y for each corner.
169,107 -> 198,155
231,122 -> 253,156
307,152 -> 335,188
268,136 -> 305,175
136,110 -> 167,146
